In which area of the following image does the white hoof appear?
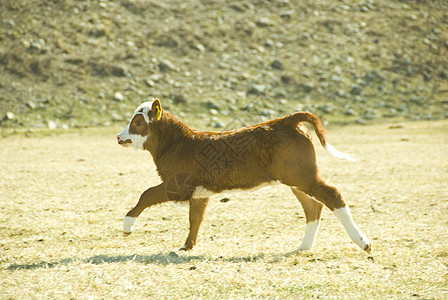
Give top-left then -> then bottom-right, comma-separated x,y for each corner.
123,216 -> 137,235
297,244 -> 313,251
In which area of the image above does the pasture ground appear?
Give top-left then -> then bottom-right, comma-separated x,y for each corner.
1,120 -> 447,299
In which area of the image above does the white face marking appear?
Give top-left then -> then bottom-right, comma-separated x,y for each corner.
333,206 -> 370,250
297,220 -> 320,251
117,101 -> 154,150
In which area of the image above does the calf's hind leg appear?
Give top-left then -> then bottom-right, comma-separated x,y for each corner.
123,182 -> 169,236
180,197 -> 210,251
291,187 -> 323,251
300,179 -> 371,253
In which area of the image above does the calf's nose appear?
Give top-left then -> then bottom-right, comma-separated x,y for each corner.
117,135 -> 121,142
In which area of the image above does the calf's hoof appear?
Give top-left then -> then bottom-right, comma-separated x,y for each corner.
123,232 -> 132,237
364,243 -> 372,254
179,242 -> 194,251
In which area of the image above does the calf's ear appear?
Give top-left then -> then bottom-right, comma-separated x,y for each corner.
150,99 -> 162,121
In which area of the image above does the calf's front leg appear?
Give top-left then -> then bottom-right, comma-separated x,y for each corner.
180,197 -> 210,251
123,182 -> 169,236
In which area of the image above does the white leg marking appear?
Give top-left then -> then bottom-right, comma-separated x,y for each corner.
298,220 -> 320,251
333,206 -> 370,250
123,216 -> 137,236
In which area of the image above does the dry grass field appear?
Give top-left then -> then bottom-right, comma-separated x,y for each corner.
1,120 -> 447,299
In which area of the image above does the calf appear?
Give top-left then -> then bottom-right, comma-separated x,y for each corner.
117,99 -> 371,253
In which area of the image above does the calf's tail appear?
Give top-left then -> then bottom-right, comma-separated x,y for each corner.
287,112 -> 355,162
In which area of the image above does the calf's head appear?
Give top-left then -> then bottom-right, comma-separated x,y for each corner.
117,99 -> 162,150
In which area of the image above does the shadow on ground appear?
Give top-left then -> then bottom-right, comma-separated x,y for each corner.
6,252 -> 267,271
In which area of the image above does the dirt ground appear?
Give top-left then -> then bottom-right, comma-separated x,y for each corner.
1,120 -> 447,299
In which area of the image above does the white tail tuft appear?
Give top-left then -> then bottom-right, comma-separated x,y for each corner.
325,143 -> 356,162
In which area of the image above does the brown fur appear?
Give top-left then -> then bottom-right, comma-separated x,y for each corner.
123,99 -> 351,250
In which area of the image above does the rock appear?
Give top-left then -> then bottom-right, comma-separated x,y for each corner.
214,121 -> 224,128
48,120 -> 57,129
159,59 -> 177,72
27,101 -> 37,109
280,10 -> 294,19
113,92 -> 125,101
144,79 -> 155,87
271,59 -> 284,70
209,109 -> 218,115
171,94 -> 187,104
265,39 -> 274,47
5,112 -> 15,120
149,74 -> 163,81
345,109 -> 356,116
256,17 -> 274,27
28,39 -> 46,53
4,19 -> 16,27
168,251 -> 179,258
350,84 -> 363,95
205,101 -> 220,110
318,104 -> 334,114
195,44 -> 205,52
410,97 -> 421,105
360,5 -> 369,12
259,109 -> 275,117
247,84 -> 266,95
111,111 -> 123,122
298,83 -> 313,93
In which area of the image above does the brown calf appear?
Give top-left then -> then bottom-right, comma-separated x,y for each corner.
117,99 -> 371,253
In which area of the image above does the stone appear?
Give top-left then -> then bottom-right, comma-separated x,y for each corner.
271,59 -> 284,70
214,121 -> 224,128
410,97 -> 421,105
205,101 -> 220,110
280,10 -> 294,19
256,17 -> 274,27
171,94 -> 187,104
196,44 -> 205,52
298,83 -> 313,93
113,92 -> 125,101
5,112 -> 15,120
259,109 -> 275,117
345,109 -> 356,116
247,84 -> 266,95
350,84 -> 363,95
48,120 -> 57,129
168,251 -> 179,258
159,59 -> 177,72
144,79 -> 155,87
27,101 -> 37,109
